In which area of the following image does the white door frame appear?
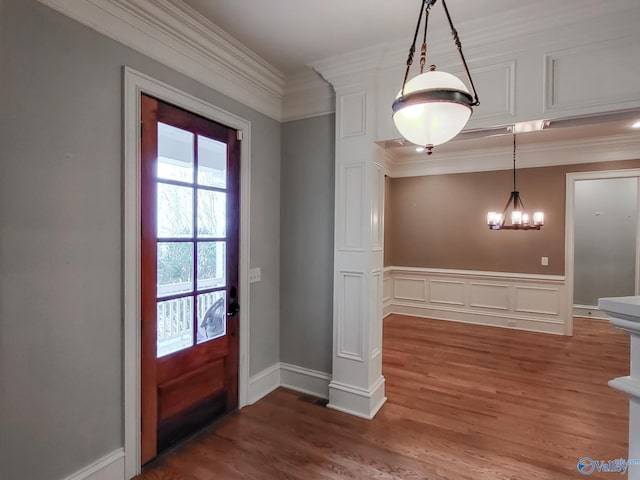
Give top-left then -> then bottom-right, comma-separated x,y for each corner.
123,67 -> 252,478
564,168 -> 640,335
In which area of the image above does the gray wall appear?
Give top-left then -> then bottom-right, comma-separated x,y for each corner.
574,177 -> 638,306
0,1 -> 280,479
280,114 -> 335,374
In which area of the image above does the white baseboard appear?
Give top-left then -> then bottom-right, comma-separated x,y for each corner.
327,376 -> 387,420
573,304 -> 609,320
248,363 -> 281,404
280,362 -> 331,399
248,362 -> 332,404
388,303 -> 565,335
63,449 -> 125,480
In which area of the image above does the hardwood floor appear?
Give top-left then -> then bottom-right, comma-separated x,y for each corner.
136,316 -> 629,479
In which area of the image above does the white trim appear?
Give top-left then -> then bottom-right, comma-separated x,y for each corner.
573,304 -> 609,320
62,449 -> 125,480
610,376 -> 640,399
386,133 -> 640,178
248,364 -> 281,404
384,267 -> 567,335
312,1 -> 640,83
388,304 -> 565,335
282,68 -> 335,123
280,362 -> 332,400
565,169 -> 640,337
387,266 -> 565,283
247,362 -> 332,404
123,67 -> 251,478
636,178 -> 640,296
327,377 -> 387,420
38,0 -> 285,120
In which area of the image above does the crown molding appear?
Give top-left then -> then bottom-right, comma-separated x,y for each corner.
311,45 -> 387,91
282,68 -> 335,123
386,133 -> 640,178
312,0 -> 640,89
38,0 -> 286,120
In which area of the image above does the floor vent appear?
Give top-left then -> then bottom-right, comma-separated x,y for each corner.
298,394 -> 328,407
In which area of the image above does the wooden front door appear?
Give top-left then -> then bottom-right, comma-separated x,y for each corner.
140,94 -> 240,464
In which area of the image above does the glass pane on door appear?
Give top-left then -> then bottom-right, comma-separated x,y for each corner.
157,242 -> 194,298
158,183 -> 194,238
197,190 -> 226,238
196,291 -> 226,344
197,242 -> 226,290
197,135 -> 227,188
157,296 -> 194,358
157,122 -> 194,183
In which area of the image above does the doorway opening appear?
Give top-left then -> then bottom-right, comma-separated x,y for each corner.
565,169 -> 640,334
123,67 -> 252,478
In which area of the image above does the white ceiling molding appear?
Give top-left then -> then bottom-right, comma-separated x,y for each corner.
282,68 -> 335,123
386,133 -> 640,178
313,0 -> 640,90
38,0 -> 287,120
311,45 -> 387,91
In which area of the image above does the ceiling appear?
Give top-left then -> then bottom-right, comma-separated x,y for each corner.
183,0 -> 536,75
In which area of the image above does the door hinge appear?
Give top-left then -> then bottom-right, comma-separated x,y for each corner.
236,130 -> 243,141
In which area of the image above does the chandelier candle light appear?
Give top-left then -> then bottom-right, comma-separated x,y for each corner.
487,133 -> 544,231
392,0 -> 480,154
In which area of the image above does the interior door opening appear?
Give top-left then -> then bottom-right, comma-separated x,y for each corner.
140,94 -> 241,463
573,177 -> 639,319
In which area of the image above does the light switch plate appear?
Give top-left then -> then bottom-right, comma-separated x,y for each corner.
249,267 -> 261,283
541,256 -> 549,266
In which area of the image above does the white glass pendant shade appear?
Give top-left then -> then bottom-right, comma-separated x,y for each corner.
393,70 -> 472,147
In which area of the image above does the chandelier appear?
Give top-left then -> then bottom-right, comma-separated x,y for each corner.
487,133 -> 544,230
392,0 -> 480,154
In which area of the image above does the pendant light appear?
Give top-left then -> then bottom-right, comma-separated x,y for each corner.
487,133 -> 544,230
392,0 -> 480,154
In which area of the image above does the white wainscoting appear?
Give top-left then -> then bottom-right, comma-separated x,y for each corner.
383,267 -> 567,335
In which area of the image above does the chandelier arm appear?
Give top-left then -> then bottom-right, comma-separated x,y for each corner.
440,0 -> 480,106
500,192 -> 514,226
401,0 -> 429,96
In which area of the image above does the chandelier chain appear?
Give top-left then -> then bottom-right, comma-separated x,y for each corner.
419,5 -> 430,74
401,0 -> 430,96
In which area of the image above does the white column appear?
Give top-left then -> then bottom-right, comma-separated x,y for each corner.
313,61 -> 387,419
600,296 -> 640,479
